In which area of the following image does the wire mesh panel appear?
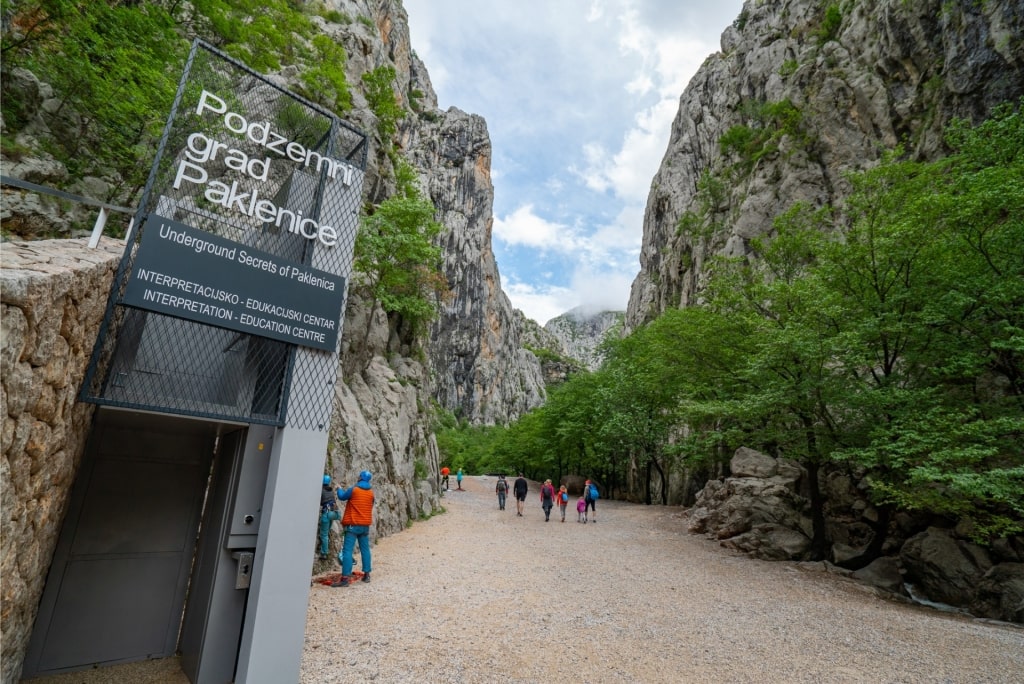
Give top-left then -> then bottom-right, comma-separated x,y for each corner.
82,40 -> 366,429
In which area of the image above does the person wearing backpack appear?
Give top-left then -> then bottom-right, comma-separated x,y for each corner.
557,484 -> 569,522
539,479 -> 556,522
318,474 -> 341,559
584,478 -> 599,523
495,474 -> 509,510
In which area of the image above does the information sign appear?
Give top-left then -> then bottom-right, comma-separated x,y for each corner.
123,214 -> 345,351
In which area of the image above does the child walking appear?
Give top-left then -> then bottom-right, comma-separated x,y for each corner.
558,485 -> 569,522
576,496 -> 587,523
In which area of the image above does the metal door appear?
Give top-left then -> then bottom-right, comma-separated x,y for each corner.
21,409 -> 218,678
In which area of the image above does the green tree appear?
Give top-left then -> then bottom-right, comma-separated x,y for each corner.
362,65 -> 402,143
298,34 -> 353,112
827,104 -> 1024,542
354,160 -> 446,331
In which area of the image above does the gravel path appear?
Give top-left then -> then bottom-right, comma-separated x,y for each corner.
301,476 -> 1024,683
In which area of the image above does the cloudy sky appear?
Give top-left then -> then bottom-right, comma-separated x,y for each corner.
404,0 -> 745,325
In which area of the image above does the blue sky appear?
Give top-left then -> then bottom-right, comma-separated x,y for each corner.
404,0 -> 745,325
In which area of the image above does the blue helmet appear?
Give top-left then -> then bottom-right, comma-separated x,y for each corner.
359,470 -> 372,483
323,474 -> 331,485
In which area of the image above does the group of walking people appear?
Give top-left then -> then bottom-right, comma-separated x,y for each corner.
495,473 -> 598,522
318,468 -> 598,588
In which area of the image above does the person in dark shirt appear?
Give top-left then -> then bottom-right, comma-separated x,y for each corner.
318,474 -> 340,559
513,473 -> 529,517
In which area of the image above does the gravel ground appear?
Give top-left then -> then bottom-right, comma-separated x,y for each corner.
21,475 -> 1024,684
301,475 -> 1024,684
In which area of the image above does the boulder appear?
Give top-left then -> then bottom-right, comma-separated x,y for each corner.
730,446 -> 779,478
900,527 -> 993,608
689,448 -> 813,561
722,523 -> 812,561
970,563 -> 1024,624
852,556 -> 906,595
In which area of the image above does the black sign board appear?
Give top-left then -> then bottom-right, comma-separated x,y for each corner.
123,214 -> 346,351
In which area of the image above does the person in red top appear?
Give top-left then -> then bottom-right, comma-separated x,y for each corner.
440,466 -> 450,491
332,470 -> 375,587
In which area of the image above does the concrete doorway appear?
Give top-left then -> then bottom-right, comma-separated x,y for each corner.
21,409 -> 224,679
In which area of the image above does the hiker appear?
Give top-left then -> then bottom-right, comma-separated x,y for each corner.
318,474 -> 341,559
539,479 -> 556,522
557,484 -> 569,522
332,470 -> 375,587
456,468 -> 464,490
584,479 -> 598,523
513,473 -> 529,516
577,495 -> 587,523
495,474 -> 509,510
441,466 -> 450,490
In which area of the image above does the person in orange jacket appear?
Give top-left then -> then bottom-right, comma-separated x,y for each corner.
332,470 -> 375,587
440,466 -> 450,490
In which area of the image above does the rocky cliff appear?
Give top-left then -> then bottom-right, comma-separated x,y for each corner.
544,307 -> 624,371
403,91 -> 547,425
626,0 -> 1024,330
315,1 -> 547,427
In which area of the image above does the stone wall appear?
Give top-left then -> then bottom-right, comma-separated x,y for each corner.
1,237 -> 123,683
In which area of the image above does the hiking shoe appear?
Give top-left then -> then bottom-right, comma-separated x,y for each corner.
331,576 -> 352,587
361,573 -> 371,583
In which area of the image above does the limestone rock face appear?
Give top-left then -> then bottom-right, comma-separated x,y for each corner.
626,0 -> 1024,331
0,238 -> 122,684
405,106 -> 546,425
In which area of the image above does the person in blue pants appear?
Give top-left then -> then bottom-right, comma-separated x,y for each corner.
333,470 -> 375,587
318,474 -> 340,559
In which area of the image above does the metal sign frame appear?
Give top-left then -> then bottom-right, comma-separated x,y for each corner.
81,39 -> 367,429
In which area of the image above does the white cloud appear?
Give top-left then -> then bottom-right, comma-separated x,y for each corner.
493,205 -> 579,253
503,280 -> 576,326
572,267 -> 634,313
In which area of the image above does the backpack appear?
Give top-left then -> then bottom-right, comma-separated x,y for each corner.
561,491 -> 568,502
496,479 -> 507,493
588,483 -> 599,500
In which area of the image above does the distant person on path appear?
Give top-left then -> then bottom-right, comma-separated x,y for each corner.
456,468 -> 464,490
513,473 -> 529,516
318,474 -> 340,559
495,474 -> 509,510
576,495 -> 587,523
557,484 -> 569,522
332,470 -> 375,587
441,466 -> 450,490
584,479 -> 598,523
540,479 -> 556,522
